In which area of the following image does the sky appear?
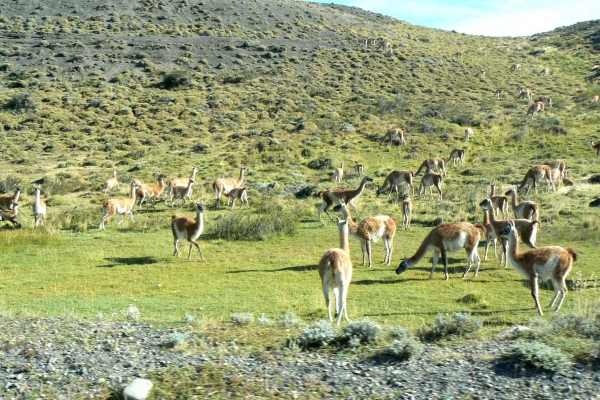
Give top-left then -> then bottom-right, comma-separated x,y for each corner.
305,0 -> 600,37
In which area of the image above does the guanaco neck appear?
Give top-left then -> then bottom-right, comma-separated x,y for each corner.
353,178 -> 369,198
35,189 -> 41,204
338,222 -> 350,254
505,229 -> 522,262
341,208 -> 360,236
508,191 -> 519,209
406,231 -> 436,267
490,185 -> 496,197
190,168 -> 197,181
237,168 -> 245,186
130,184 -> 137,200
482,207 -> 490,226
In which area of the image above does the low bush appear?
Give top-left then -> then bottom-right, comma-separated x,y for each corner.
502,341 -> 572,373
307,157 -> 332,170
380,338 -> 423,360
230,312 -> 254,326
343,319 -> 383,345
214,200 -> 296,241
162,69 -> 190,89
418,312 -> 482,342
298,320 -> 338,348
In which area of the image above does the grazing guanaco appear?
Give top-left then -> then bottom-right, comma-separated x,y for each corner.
494,89 -> 504,99
402,194 -> 412,230
498,221 -> 577,316
544,159 -> 566,181
396,222 -> 483,280
339,200 -> 396,268
380,40 -> 393,54
510,63 -> 521,71
480,196 -> 540,268
33,186 -> 46,228
536,96 -> 552,107
167,179 -> 194,207
354,162 -> 364,178
505,187 -> 540,221
453,52 -> 463,58
489,183 -> 509,220
222,187 -> 249,209
172,201 -> 205,261
0,186 -> 20,211
448,149 -> 465,166
518,165 -> 555,194
376,170 -> 415,199
540,68 -> 549,76
517,88 -> 533,100
562,171 -> 575,186
477,69 -> 485,78
213,166 -> 248,209
0,202 -> 20,228
360,38 -> 377,46
335,162 -> 344,183
415,157 -> 446,177
418,173 -> 443,200
514,86 -> 525,96
139,174 -> 166,209
319,215 -> 353,325
169,165 -> 198,189
318,176 -> 373,221
99,181 -> 140,230
526,101 -> 545,119
380,128 -> 406,146
102,170 -> 118,193
591,95 -> 599,103
592,140 -> 600,157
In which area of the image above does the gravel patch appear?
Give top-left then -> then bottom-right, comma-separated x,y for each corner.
0,318 -> 598,399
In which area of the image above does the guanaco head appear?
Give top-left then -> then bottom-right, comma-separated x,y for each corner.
505,186 -> 516,197
396,256 -> 409,275
193,201 -> 204,213
479,195 -> 492,210
497,220 -> 516,239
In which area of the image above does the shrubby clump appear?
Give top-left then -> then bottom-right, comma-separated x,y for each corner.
418,312 -> 482,342
279,311 -> 301,327
299,320 -> 338,348
503,341 -> 572,372
381,338 -> 423,360
214,199 -> 296,241
343,319 -> 383,345
165,331 -> 189,348
230,312 -> 254,326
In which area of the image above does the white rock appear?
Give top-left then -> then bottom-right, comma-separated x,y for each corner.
123,378 -> 153,400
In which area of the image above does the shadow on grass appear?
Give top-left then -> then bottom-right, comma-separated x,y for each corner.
226,265 -> 317,273
365,307 -> 534,317
99,256 -> 159,268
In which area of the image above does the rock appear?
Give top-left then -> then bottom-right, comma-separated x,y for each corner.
123,378 -> 153,400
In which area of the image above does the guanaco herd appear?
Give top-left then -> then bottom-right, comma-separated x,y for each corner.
317,151 -> 594,325
3,46 -> 600,327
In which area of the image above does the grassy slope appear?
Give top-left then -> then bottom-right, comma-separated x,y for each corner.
0,0 -> 599,333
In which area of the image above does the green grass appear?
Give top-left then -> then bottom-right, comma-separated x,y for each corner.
1,204 -> 598,332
